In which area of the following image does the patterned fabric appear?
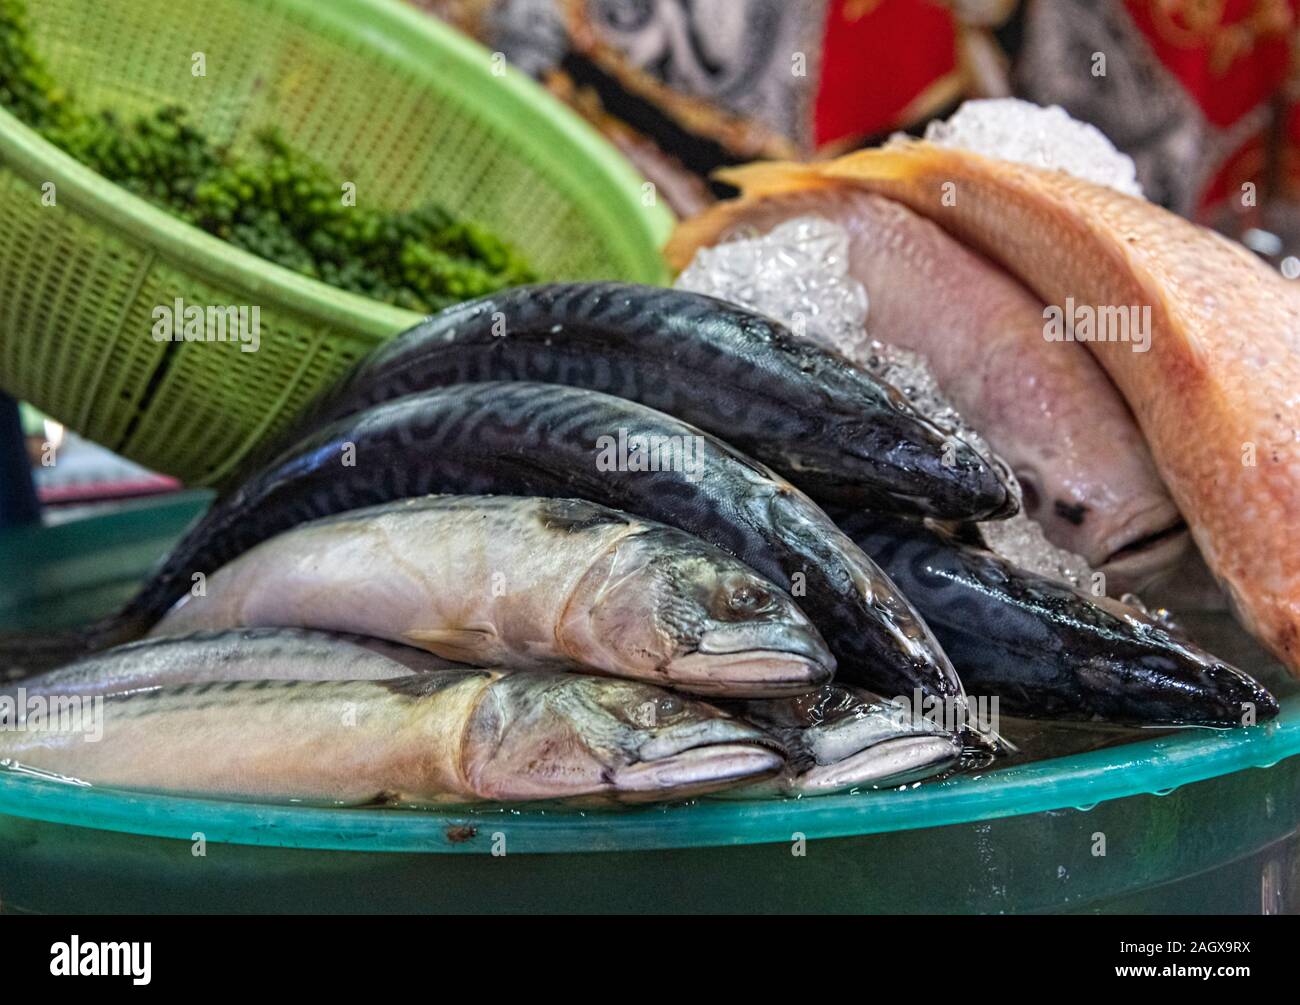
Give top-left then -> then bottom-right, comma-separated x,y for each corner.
412,0 -> 1300,239
1017,0 -> 1296,225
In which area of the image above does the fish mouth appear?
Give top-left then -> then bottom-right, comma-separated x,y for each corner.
792,735 -> 961,794
637,716 -> 784,761
1097,520 -> 1190,593
830,423 -> 1017,522
664,624 -> 835,697
916,432 -> 1019,522
1176,660 -> 1279,726
1077,654 -> 1280,726
804,707 -> 945,764
616,717 -> 786,800
1199,663 -> 1280,725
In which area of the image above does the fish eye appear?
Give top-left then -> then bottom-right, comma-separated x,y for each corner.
656,696 -> 684,719
725,584 -> 772,616
625,695 -> 685,728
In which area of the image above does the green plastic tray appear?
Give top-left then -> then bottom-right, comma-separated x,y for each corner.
1,496 -> 1297,913
0,0 -> 672,487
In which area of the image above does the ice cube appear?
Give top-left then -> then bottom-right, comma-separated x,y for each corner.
919,98 -> 1143,199
674,216 -> 869,347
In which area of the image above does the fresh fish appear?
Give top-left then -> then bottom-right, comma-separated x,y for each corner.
716,145 -> 1300,674
5,629 -> 945,801
722,684 -> 962,795
834,509 -> 1279,726
288,282 -> 1012,520
669,192 -> 1185,590
0,628 -> 452,706
150,496 -> 833,697
24,383 -> 961,707
0,665 -> 785,805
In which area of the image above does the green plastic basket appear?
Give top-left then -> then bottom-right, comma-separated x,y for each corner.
0,0 -> 673,486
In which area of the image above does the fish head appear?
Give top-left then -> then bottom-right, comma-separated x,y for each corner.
1010,459 -> 1189,593
560,528 -> 835,697
740,685 -> 961,793
791,369 -> 1017,520
463,673 -> 784,803
1077,598 -> 1279,726
791,735 -> 963,794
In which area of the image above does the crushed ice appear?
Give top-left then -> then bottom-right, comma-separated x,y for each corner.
919,98 -> 1144,199
675,217 -> 869,348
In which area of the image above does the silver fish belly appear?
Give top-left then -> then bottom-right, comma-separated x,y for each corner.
0,662 -> 784,805
150,495 -> 833,697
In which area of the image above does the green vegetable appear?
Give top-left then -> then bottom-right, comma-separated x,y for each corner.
0,0 -> 534,311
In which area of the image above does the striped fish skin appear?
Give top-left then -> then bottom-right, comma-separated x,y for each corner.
101,383 -> 962,705
150,496 -> 833,697
0,628 -> 450,704
835,511 -> 1279,727
0,663 -> 784,805
282,282 -> 1012,521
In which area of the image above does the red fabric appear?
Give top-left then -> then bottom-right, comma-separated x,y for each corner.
1121,1 -> 1297,213
813,0 -> 958,147
1200,132 -> 1268,209
811,0 -> 1300,214
1123,0 -> 1294,130
1280,99 -> 1300,198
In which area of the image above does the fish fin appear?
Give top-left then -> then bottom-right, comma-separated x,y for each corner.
718,145 -> 934,198
713,160 -> 829,195
665,208 -> 741,272
668,157 -> 900,272
820,143 -> 935,184
402,625 -> 502,665
666,162 -> 845,272
669,143 -> 963,272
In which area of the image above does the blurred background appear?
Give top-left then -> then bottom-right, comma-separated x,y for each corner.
9,0 -> 1300,511
419,0 -> 1300,237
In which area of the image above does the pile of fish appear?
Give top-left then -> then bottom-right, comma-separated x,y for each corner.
2,127 -> 1292,807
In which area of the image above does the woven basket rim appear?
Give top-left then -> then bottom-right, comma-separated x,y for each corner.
0,0 -> 673,337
